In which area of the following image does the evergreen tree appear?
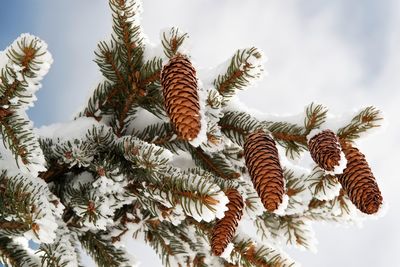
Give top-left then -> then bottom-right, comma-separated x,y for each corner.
0,1 -> 385,266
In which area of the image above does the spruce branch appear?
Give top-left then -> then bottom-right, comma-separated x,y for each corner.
146,229 -> 187,267
79,80 -> 115,120
303,103 -> 328,134
284,168 -> 310,215
306,167 -> 340,201
0,234 -> 40,267
279,216 -> 316,252
131,166 -> 228,222
0,171 -> 40,236
0,34 -> 51,167
117,135 -> 172,171
219,111 -> 260,146
79,231 -> 133,267
162,27 -> 189,58
304,189 -> 355,223
1,33 -> 51,108
0,68 -> 21,106
38,224 -> 80,267
136,122 -> 183,153
139,57 -> 163,86
214,47 -> 263,102
0,113 -> 32,165
64,183 -> 105,226
231,237 -> 296,267
0,0 -> 386,265
256,213 -> 317,252
337,106 -> 383,142
262,121 -> 307,159
109,0 -> 144,73
189,146 -> 241,180
95,41 -> 127,86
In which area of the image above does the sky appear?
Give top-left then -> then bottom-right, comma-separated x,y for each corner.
1,0 -> 399,266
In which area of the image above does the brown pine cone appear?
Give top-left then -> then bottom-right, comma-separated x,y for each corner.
243,130 -> 285,212
160,54 -> 201,141
211,189 -> 244,256
337,142 -> 383,214
308,130 -> 341,171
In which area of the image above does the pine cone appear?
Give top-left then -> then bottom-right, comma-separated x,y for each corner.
243,130 -> 285,212
160,54 -> 201,141
337,143 -> 383,214
308,130 -> 341,171
211,189 -> 244,256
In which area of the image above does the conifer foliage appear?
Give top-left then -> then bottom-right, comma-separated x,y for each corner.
0,1 -> 385,266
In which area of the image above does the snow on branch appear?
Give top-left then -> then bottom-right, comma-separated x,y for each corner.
306,167 -> 341,201
219,111 -> 261,146
37,223 -> 80,267
187,146 -> 241,180
304,103 -> 328,135
0,112 -> 46,170
118,135 -> 173,171
0,33 -> 52,110
132,166 -> 229,223
161,27 -> 189,59
230,234 -> 297,267
262,120 -> 307,159
0,234 -> 41,267
0,34 -> 52,170
337,106 -> 383,142
109,0 -> 145,70
284,168 -> 312,216
79,230 -> 137,267
0,170 -> 60,244
213,47 -> 264,102
255,213 -> 317,253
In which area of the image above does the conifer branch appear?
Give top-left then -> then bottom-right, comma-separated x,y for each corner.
136,86 -> 166,119
162,27 -> 189,58
38,224 -> 80,267
139,57 -> 163,86
78,81 -> 113,121
306,167 -> 340,201
0,34 -> 49,106
0,34 -> 51,167
214,47 -> 263,102
95,42 -> 127,87
0,171 -> 36,236
0,235 -> 40,267
263,121 -> 307,159
337,106 -> 383,142
136,122 -> 184,153
0,1 -> 386,266
109,0 -> 144,72
79,231 -> 133,267
304,103 -> 328,134
0,72 -> 20,106
219,111 -> 260,146
190,147 -> 240,180
0,114 -> 30,164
